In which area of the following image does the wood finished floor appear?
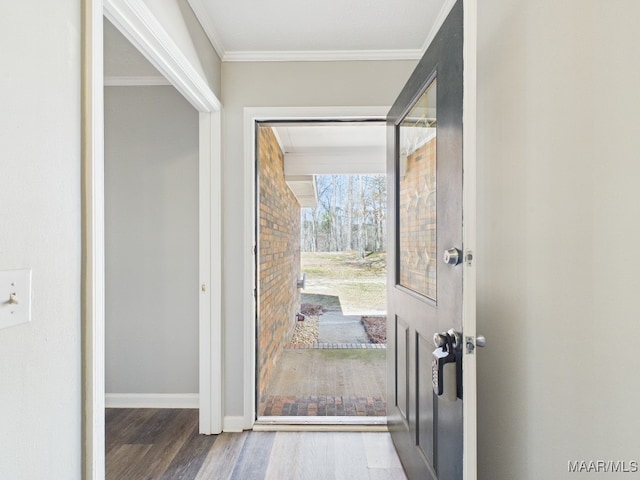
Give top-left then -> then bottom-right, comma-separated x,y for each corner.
106,408 -> 407,480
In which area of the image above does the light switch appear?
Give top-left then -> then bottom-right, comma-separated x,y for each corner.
0,269 -> 32,330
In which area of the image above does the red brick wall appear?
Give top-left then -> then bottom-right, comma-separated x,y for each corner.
399,137 -> 437,299
257,126 -> 301,398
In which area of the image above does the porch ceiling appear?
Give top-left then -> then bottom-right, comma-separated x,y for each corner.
275,124 -> 386,176
273,123 -> 386,209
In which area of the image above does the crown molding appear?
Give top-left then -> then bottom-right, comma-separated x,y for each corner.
222,49 -> 423,63
186,0 -> 226,59
104,75 -> 171,86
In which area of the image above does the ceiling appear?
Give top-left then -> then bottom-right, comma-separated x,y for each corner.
187,0 -> 453,61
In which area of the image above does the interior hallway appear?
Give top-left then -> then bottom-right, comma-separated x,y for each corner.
106,408 -> 406,479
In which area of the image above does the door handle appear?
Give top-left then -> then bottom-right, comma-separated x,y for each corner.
432,330 -> 461,401
434,329 -> 462,350
443,247 -> 462,266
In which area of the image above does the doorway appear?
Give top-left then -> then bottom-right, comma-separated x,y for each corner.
104,83 -> 199,406
254,120 -> 388,423
83,6 -> 223,475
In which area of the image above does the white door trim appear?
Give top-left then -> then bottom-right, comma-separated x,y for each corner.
82,3 -> 105,478
242,106 -> 389,429
198,110 -> 223,436
462,1 -> 478,479
83,0 -> 222,477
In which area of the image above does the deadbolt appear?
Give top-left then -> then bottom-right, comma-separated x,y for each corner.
443,247 -> 462,266
434,329 -> 462,350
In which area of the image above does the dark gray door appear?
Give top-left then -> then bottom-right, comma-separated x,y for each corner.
386,2 -> 464,479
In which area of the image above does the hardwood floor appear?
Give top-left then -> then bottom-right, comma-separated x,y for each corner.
106,408 -> 407,479
106,408 -> 217,479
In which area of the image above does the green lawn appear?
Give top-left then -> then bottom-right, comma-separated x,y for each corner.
301,251 -> 387,313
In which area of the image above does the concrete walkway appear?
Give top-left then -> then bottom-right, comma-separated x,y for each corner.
317,310 -> 369,344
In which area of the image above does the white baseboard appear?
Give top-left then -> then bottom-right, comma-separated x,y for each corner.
106,393 -> 199,409
223,416 -> 246,432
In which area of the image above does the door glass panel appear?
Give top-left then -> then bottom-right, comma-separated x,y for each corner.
398,78 -> 437,300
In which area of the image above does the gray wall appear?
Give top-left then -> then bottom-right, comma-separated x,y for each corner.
105,86 -> 199,394
104,18 -> 165,78
477,0 -> 640,478
0,1 -> 81,478
221,60 -> 419,419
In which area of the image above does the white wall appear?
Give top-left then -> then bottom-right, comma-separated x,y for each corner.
221,60 -> 418,420
105,86 -> 199,395
0,1 -> 81,479
476,1 -> 640,478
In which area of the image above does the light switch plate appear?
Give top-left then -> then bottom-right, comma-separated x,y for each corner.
0,269 -> 32,330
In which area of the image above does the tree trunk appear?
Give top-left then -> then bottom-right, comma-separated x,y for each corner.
357,175 -> 365,258
330,175 -> 338,251
346,176 -> 353,250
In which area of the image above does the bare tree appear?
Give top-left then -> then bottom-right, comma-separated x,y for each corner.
300,174 -> 386,254
346,175 -> 354,250
356,175 -> 365,258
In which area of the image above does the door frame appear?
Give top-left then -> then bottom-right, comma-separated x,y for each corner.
82,0 -> 223,478
461,1 -> 478,478
242,107 -> 389,428
242,12 -> 477,464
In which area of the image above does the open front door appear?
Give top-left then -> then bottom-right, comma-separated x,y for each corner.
387,2 -> 476,478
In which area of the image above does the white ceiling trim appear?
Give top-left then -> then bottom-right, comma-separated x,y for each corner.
186,0 -> 226,59
223,49 -> 423,63
420,0 -> 457,54
104,75 -> 171,86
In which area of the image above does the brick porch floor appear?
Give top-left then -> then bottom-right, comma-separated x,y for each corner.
284,342 -> 386,349
258,394 -> 387,417
259,342 -> 387,418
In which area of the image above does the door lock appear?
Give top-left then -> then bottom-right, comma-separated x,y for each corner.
465,335 -> 487,354
443,247 -> 462,266
433,329 -> 463,401
434,329 -> 462,350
